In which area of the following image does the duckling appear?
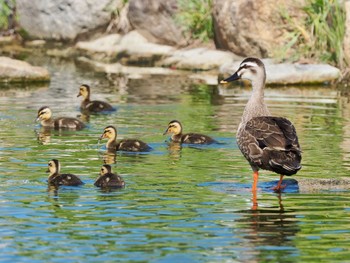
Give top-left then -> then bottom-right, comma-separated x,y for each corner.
94,164 -> 125,188
77,84 -> 114,112
99,125 -> 152,152
46,159 -> 84,186
36,106 -> 85,130
163,120 -> 216,144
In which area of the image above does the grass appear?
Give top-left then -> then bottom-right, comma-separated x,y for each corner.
175,0 -> 214,42
278,0 -> 347,68
0,0 -> 15,32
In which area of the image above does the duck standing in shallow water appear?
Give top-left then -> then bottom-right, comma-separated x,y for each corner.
220,57 -> 302,192
99,125 -> 152,152
163,120 -> 216,144
94,164 -> 125,188
47,159 -> 84,186
77,84 -> 115,113
36,106 -> 85,130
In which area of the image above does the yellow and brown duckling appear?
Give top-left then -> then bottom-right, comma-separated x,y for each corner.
77,84 -> 114,113
46,159 -> 84,187
163,120 -> 217,144
94,164 -> 125,188
99,125 -> 152,152
36,106 -> 85,130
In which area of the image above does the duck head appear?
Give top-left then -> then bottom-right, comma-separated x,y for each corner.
163,120 -> 183,136
77,84 -> 90,99
37,106 -> 53,122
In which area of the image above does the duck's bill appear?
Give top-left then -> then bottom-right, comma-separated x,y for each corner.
220,72 -> 240,84
163,129 -> 169,135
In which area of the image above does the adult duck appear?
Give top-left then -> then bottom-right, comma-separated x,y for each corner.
220,57 -> 302,192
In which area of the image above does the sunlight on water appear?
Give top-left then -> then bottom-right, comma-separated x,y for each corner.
0,58 -> 350,262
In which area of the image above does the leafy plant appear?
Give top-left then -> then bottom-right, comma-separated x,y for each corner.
278,0 -> 346,68
175,0 -> 214,42
0,0 -> 15,31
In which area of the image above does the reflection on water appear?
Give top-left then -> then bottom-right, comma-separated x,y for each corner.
0,58 -> 350,262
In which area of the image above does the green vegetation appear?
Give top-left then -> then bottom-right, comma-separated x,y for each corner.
0,0 -> 15,31
175,0 -> 214,42
279,0 -> 347,68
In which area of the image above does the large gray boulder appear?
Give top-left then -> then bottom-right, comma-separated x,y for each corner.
0,57 -> 50,83
128,0 -> 186,46
212,0 -> 305,57
16,0 -> 120,40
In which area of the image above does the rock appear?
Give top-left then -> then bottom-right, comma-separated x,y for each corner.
77,56 -> 175,77
0,57 -> 50,83
298,178 -> 350,192
220,59 -> 340,85
75,31 -> 174,64
16,0 -> 120,40
212,0 -> 305,57
128,0 -> 186,46
161,47 -> 242,71
77,56 -> 217,85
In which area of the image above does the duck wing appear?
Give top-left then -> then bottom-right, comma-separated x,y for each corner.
181,133 -> 216,144
239,116 -> 302,175
86,100 -> 114,112
49,173 -> 84,186
54,117 -> 85,130
116,139 -> 152,152
94,174 -> 125,188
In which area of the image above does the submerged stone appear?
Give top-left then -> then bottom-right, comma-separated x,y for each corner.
0,56 -> 50,83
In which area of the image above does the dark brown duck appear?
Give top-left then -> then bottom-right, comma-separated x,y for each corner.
220,57 -> 302,192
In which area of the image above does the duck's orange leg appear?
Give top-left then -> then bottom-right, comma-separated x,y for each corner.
252,171 -> 259,192
251,171 -> 259,210
272,175 -> 286,192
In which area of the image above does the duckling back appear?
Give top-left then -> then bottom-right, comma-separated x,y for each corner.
48,173 -> 84,186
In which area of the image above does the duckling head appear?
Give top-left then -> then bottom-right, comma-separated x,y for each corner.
100,125 -> 117,141
46,159 -> 60,176
163,120 -> 182,136
37,106 -> 53,122
100,164 -> 112,176
220,57 -> 266,89
77,84 -> 90,99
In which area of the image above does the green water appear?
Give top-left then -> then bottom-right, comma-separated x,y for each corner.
0,58 -> 350,262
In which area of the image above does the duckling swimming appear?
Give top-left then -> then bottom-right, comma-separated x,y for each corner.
77,84 -> 114,113
47,159 -> 84,186
94,164 -> 125,188
99,125 -> 152,152
36,106 -> 85,130
163,120 -> 216,144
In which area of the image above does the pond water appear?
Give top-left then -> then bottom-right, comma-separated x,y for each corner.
0,57 -> 350,262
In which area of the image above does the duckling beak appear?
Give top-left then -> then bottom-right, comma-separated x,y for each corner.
77,92 -> 81,97
98,132 -> 106,142
35,116 -> 40,123
163,127 -> 170,135
46,168 -> 50,173
220,72 -> 240,84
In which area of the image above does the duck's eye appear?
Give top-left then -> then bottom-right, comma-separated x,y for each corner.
48,163 -> 52,166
